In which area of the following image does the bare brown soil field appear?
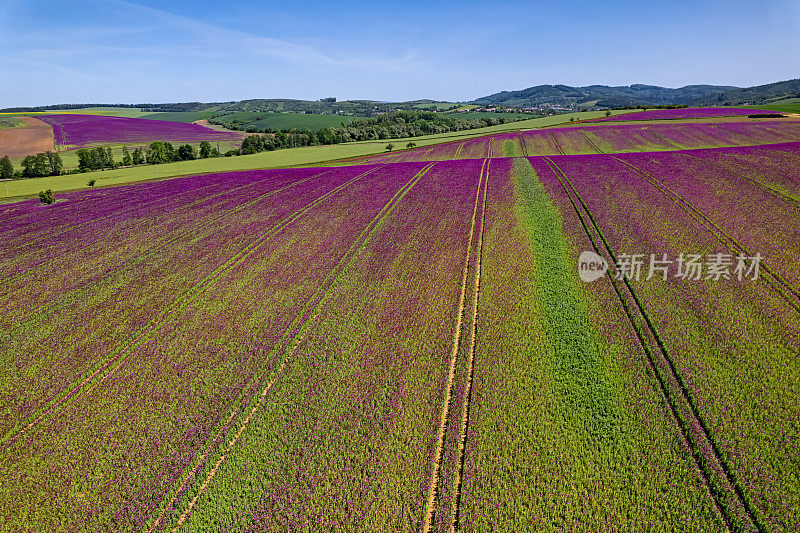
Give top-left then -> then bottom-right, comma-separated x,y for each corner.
0,117 -> 54,158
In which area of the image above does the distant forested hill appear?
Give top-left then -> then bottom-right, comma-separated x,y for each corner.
692,79 -> 800,105
471,84 -> 737,107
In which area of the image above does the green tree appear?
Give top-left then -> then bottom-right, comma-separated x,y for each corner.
104,147 -> 114,168
87,179 -> 96,187
132,148 -> 145,165
406,142 -> 416,149
147,141 -> 170,164
38,189 -> 54,204
385,143 -> 394,152
0,156 -> 13,179
177,144 -> 196,160
45,151 -> 63,176
241,135 -> 264,155
76,148 -> 95,171
605,110 -> 612,117
21,153 -> 48,177
199,141 -> 212,159
122,146 -> 133,166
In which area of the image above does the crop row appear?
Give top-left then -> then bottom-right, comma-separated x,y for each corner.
357,122 -> 800,163
0,168 -> 338,322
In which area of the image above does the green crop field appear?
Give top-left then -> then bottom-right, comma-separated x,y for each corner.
747,102 -> 800,114
49,107 -> 156,118
413,102 -> 460,110
212,111 -> 364,131
139,111 -> 218,123
444,111 -> 536,120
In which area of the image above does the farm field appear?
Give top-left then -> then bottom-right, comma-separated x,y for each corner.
747,102 -> 800,114
0,117 -> 55,159
209,111 -> 365,130
445,111 -> 535,121
36,114 -> 243,150
0,110 -> 632,200
351,119 -> 800,164
1,105 -> 799,531
587,107 -> 773,122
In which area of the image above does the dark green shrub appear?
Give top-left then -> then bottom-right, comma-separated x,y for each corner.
38,189 -> 54,204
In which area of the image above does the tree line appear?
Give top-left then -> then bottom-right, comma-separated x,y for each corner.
0,140 -> 227,179
228,111 -> 522,153
0,152 -> 63,178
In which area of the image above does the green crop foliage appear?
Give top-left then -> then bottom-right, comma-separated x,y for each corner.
456,157 -> 722,530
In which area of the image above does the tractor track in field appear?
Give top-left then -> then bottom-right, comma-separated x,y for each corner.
449,158 -> 489,532
677,151 -> 800,207
147,162 -> 436,533
517,134 -> 529,156
642,127 -> 684,150
1,170 -> 334,329
612,156 -> 800,311
0,170 -> 333,290
422,158 -> 488,533
0,166 -> 382,452
580,130 -> 604,153
544,155 -> 766,533
549,133 -> 565,155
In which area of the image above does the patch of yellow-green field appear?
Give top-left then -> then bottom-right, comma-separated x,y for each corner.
746,101 -> 800,114
0,110 -> 630,201
0,117 -> 27,128
0,107 -> 155,118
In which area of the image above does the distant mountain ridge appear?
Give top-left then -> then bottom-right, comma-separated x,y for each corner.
692,79 -> 800,106
472,79 -> 800,107
472,84 -> 738,108
3,79 -> 798,114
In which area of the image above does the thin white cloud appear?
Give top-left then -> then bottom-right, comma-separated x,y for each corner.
105,0 -> 342,66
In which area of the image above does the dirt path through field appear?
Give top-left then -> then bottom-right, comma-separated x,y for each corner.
0,117 -> 54,158
192,119 -> 245,136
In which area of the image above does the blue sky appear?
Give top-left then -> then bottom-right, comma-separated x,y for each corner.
1,0 -> 798,106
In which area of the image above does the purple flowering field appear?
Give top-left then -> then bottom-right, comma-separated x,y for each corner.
351,119 -> 800,163
588,106 -> 775,121
36,113 -> 243,149
2,111 -> 799,531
